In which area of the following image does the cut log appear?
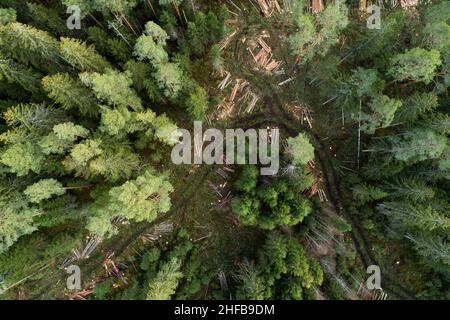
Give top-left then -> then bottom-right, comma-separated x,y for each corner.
311,0 -> 324,14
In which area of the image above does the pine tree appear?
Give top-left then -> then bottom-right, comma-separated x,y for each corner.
134,34 -> 169,65
234,259 -> 265,300
186,85 -> 208,120
81,69 -> 142,111
0,8 -> 16,25
360,95 -> 402,134
0,22 -> 60,71
3,103 -> 67,132
378,201 -> 450,232
152,114 -> 180,145
0,142 -> 45,176
286,133 -> 315,166
348,67 -> 385,98
387,48 -> 441,84
53,122 -> 89,141
395,92 -> 438,123
288,2 -> 348,64
154,62 -> 182,97
63,138 -> 103,177
87,26 -> 132,63
420,1 -> 450,54
146,258 -> 182,300
240,232 -> 323,300
421,21 -> 450,53
26,2 -> 68,36
99,107 -> 134,136
367,128 -> 447,164
208,44 -> 224,73
0,55 -> 42,95
38,122 -> 89,155
42,73 -> 98,116
60,37 -> 111,72
144,21 -> 169,46
0,189 -> 41,253
124,60 -> 153,93
92,0 -> 139,16
24,179 -> 66,203
89,141 -> 140,181
0,231 -> 81,289
87,169 -> 173,237
406,233 -> 450,273
288,15 -> 316,57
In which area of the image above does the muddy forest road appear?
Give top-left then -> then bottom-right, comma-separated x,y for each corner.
231,94 -> 418,300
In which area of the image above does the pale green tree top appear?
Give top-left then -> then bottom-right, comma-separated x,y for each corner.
99,107 -> 134,136
0,8 -> 16,25
60,37 -> 111,72
134,34 -> 169,65
144,21 -> 169,46
82,70 -> 143,111
24,179 -> 66,203
0,191 -> 40,253
154,62 -> 182,97
288,15 -> 315,55
153,114 -> 181,146
360,95 -> 402,134
0,142 -> 44,176
86,169 -> 173,237
286,133 -> 315,166
146,258 -> 182,300
53,122 -> 89,141
388,48 -> 441,84
70,139 -> 103,165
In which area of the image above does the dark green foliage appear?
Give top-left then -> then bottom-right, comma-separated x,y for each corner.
235,232 -> 323,300
231,166 -> 312,229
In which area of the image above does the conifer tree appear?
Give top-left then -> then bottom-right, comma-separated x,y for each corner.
288,2 -> 348,64
0,142 -> 44,176
286,133 -> 315,166
26,2 -> 68,36
60,37 -> 111,72
0,22 -> 60,70
42,73 -> 98,116
186,85 -> 208,120
146,258 -> 182,300
352,183 -> 388,205
378,201 -> 450,232
387,48 -> 441,84
63,138 -> 103,177
24,179 -> 66,203
89,141 -> 140,181
153,62 -> 182,97
367,128 -> 447,164
0,55 -> 42,95
395,92 -> 438,123
384,176 -> 435,202
81,70 -> 142,111
87,169 -> 173,237
0,189 -> 40,253
0,8 -> 16,25
360,95 -> 402,134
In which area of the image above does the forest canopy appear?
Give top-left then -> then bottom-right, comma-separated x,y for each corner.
0,0 -> 448,302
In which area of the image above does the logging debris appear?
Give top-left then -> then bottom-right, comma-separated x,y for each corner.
253,0 -> 281,17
